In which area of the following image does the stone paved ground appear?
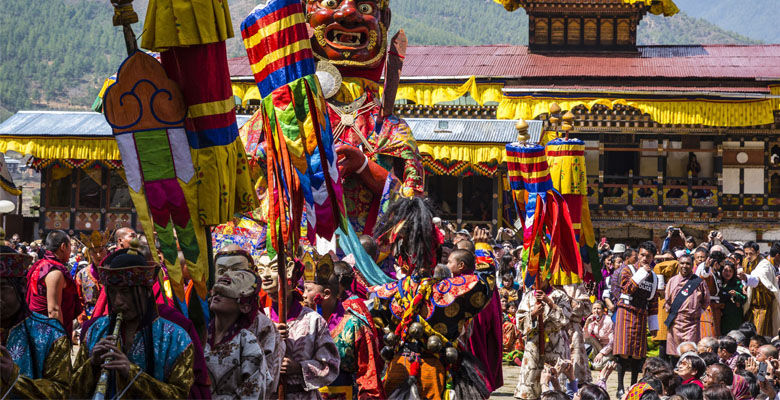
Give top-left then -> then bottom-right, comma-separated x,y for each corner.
491,364 -> 622,399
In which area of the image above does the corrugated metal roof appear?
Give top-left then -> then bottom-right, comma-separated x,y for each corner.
407,118 -> 543,143
0,111 -> 252,137
228,44 -> 780,81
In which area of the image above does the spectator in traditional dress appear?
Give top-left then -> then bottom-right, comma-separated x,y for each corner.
665,254 -> 710,364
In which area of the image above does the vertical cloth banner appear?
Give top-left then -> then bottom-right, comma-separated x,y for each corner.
505,143 -> 583,287
103,51 -> 202,306
546,137 -> 601,282
140,0 -> 258,320
240,0 -> 346,257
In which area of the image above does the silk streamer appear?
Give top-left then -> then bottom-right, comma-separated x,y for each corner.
241,0 -> 346,256
545,138 -> 602,282
505,143 -> 583,288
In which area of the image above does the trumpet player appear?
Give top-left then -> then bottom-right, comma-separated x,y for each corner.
0,244 -> 71,399
72,241 -> 195,399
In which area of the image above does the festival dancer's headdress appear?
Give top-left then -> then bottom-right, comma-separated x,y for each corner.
241,0 -> 347,257
544,106 -> 601,283
98,240 -> 158,287
0,245 -> 32,278
300,247 -> 335,285
373,197 -> 442,278
505,120 -> 582,288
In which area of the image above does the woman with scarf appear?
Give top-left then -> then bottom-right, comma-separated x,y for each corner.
719,261 -> 747,335
205,269 -> 270,399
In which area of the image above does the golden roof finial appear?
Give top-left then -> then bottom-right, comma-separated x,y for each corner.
516,119 -> 529,142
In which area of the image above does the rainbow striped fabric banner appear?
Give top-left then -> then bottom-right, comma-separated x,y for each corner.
240,0 -> 345,255
241,0 -> 315,97
506,144 -> 554,193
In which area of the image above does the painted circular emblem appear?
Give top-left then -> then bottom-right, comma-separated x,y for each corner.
736,152 -> 749,164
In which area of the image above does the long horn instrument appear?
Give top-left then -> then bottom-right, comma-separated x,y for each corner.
92,312 -> 123,400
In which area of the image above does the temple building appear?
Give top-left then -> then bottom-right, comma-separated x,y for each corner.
2,0 -> 779,246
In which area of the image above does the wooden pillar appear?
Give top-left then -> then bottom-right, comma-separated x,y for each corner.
715,135 -> 723,215
598,133 -> 605,206
457,175 -> 464,230
38,167 -> 48,235
492,173 -> 499,233
69,168 -> 77,233
657,136 -> 665,208
497,170 -> 504,229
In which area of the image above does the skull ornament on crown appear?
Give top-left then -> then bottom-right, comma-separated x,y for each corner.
307,0 -> 389,69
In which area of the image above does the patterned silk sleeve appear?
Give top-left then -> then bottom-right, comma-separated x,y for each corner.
355,322 -> 386,399
545,290 -> 573,331
3,336 -> 71,399
239,331 -> 268,400
300,317 -> 340,391
253,313 -> 283,393
115,345 -> 195,399
71,340 -> 99,399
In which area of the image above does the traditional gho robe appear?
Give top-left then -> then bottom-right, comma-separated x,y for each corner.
205,328 -> 269,400
72,316 -> 195,399
613,265 -> 660,359
561,281 -> 592,383
652,260 -> 678,344
514,287 -> 573,400
266,302 -> 340,400
664,273 -> 710,356
319,303 -> 385,400
742,258 -> 780,336
0,313 -> 71,399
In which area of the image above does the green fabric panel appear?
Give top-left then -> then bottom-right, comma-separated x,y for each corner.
133,129 -> 175,181
155,220 -> 178,266
176,219 -> 199,263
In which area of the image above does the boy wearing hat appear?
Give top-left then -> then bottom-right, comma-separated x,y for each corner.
258,252 -> 340,400
0,245 -> 71,399
71,242 -> 195,399
302,255 -> 384,399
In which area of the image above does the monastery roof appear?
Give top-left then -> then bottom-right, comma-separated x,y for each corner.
228,44 -> 780,83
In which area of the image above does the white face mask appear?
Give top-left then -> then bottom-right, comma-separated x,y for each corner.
215,255 -> 251,277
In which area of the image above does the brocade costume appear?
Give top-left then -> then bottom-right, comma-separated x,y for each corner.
72,316 -> 195,399
371,243 -> 496,399
320,303 -> 385,399
76,265 -> 101,320
651,260 -> 678,344
266,302 -> 340,400
0,313 -> 71,399
205,328 -> 268,400
514,287 -> 573,400
664,273 -> 710,356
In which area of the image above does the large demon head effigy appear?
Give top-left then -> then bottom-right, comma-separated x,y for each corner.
307,0 -> 390,73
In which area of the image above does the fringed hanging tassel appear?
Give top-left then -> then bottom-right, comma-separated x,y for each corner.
241,0 -> 346,256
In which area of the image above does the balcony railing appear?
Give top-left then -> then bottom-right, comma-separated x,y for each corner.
589,174 -> 719,211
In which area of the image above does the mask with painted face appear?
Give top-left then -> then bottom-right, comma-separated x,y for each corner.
307,0 -> 389,70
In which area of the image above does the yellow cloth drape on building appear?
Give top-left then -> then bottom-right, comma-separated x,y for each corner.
0,137 -> 120,160
396,76 -> 504,106
417,142 -> 507,164
497,96 -> 780,128
141,0 -> 235,51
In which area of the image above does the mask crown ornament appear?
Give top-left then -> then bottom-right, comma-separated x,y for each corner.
79,229 -> 113,252
301,247 -> 335,286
